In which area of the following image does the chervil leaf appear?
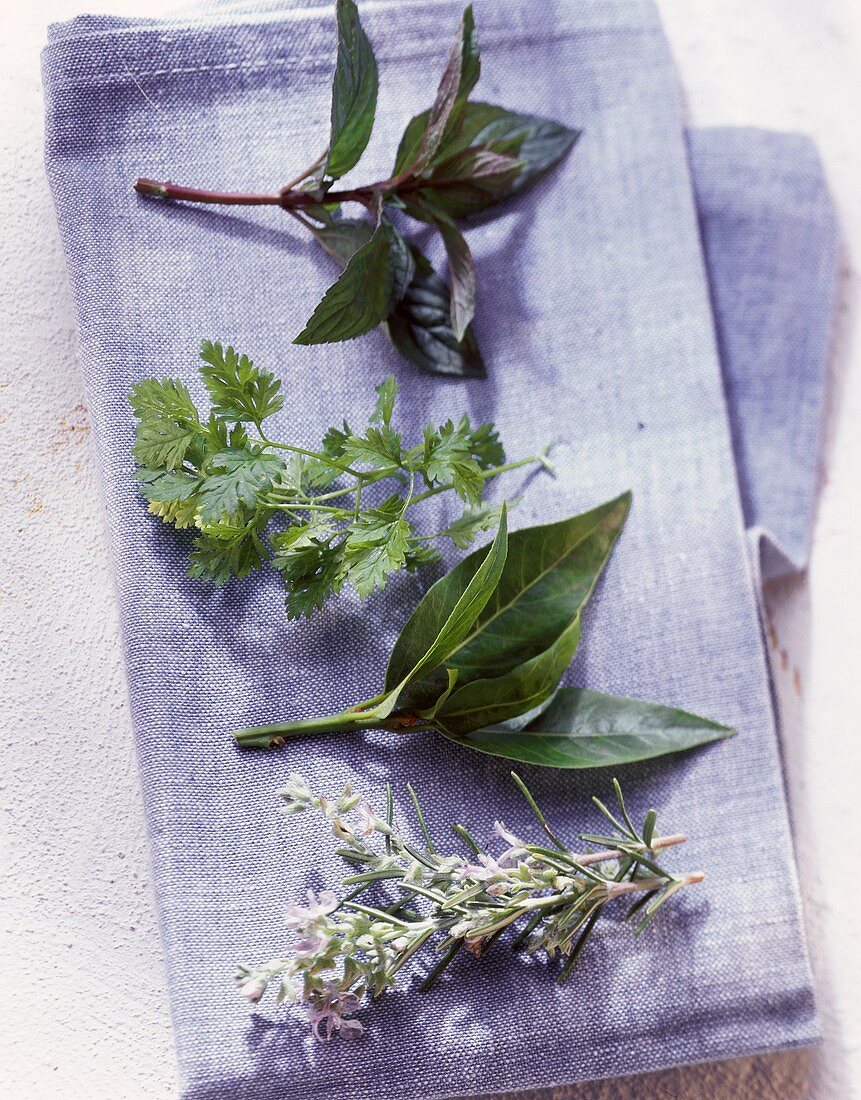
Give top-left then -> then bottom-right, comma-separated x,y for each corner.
129,377 -> 199,425
295,224 -> 395,344
412,4 -> 480,171
343,496 -> 411,598
198,448 -> 285,522
342,425 -> 403,469
136,469 -> 201,527
199,341 -> 284,425
130,376 -> 203,470
423,418 -> 484,505
441,501 -> 504,549
385,247 -> 486,378
466,420 -> 505,469
188,523 -> 269,585
133,417 -> 199,471
370,375 -> 398,427
405,543 -> 443,570
271,526 -> 348,620
325,0 -> 379,181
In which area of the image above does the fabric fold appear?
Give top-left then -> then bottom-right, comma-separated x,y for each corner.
42,2 -> 835,1096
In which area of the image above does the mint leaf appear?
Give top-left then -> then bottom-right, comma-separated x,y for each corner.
313,218 -> 374,266
325,0 -> 379,180
198,448 -> 285,522
385,247 -> 486,378
295,224 -> 394,344
433,215 -> 476,340
395,101 -> 579,192
199,341 -> 284,425
405,148 -> 524,221
411,4 -> 480,171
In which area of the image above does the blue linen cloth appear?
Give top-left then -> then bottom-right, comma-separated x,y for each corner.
42,1 -> 838,1096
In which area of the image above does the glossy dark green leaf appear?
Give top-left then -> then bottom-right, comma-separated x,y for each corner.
410,4 -> 480,171
294,225 -> 394,344
434,215 -> 476,339
394,101 -> 579,212
325,0 -> 379,180
435,614 -> 582,734
313,218 -> 374,266
389,493 -> 630,702
441,687 -> 736,768
403,148 -> 524,222
385,247 -> 486,377
384,505 -> 508,698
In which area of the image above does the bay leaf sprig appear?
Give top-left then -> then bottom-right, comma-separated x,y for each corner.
133,1 -> 580,377
236,773 -> 703,1040
235,495 -> 734,767
131,342 -> 548,618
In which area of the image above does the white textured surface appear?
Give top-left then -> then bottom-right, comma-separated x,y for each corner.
1,2 -> 859,1097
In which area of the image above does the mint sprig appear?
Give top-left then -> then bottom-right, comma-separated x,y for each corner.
131,341 -> 547,618
134,2 -> 580,377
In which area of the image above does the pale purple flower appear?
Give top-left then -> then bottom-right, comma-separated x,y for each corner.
355,801 -> 379,836
460,853 -> 506,882
239,977 -> 267,1003
493,820 -> 523,848
286,888 -> 338,928
306,983 -> 364,1041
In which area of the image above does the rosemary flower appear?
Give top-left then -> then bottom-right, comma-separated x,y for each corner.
236,775 -> 702,1040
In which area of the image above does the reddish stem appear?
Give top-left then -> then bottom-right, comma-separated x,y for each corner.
134,177 -> 402,209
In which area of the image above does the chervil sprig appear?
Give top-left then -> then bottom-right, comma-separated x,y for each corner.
236,773 -> 703,1040
134,1 -> 580,377
131,340 -> 548,617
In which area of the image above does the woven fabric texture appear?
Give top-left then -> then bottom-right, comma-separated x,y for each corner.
42,1 -> 837,1096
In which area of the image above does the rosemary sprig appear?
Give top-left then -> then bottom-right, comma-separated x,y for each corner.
236,773 -> 702,1040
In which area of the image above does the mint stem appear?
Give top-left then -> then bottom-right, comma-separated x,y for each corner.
133,170 -> 452,211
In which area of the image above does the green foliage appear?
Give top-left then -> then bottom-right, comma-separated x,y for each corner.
130,344 -> 537,615
289,2 -> 579,370
199,341 -> 284,424
136,4 -> 580,375
294,225 -> 396,345
237,773 -> 703,1033
449,687 -> 736,768
325,0 -> 379,180
234,495 -> 733,772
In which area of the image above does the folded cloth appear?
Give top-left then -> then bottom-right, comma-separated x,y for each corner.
42,1 -> 838,1096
